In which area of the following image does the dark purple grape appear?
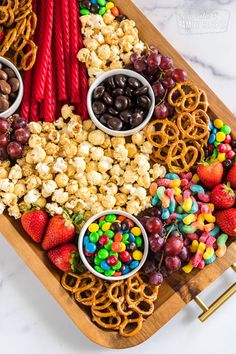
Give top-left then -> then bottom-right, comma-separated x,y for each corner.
0,133 -> 9,147
145,217 -> 163,234
147,53 -> 161,68
14,128 -> 30,144
179,247 -> 191,262
139,215 -> 150,227
165,256 -> 181,271
0,118 -> 10,133
160,56 -> 173,70
172,68 -> 187,82
130,53 -> 140,63
155,103 -> 168,118
165,236 -> 183,256
12,116 -> 27,130
134,57 -> 147,72
149,45 -> 158,54
149,271 -> 163,285
0,146 -> 8,160
7,141 -> 23,159
149,235 -> 165,253
162,77 -> 176,90
152,82 -> 165,98
170,230 -> 181,238
142,259 -> 156,274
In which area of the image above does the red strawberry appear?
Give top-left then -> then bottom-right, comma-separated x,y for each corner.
42,213 -> 75,250
197,158 -> 223,189
210,183 -> 235,209
214,208 -> 236,237
226,163 -> 236,190
21,210 -> 49,243
48,243 -> 83,272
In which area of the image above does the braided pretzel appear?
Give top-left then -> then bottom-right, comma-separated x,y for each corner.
168,81 -> 200,113
167,140 -> 199,173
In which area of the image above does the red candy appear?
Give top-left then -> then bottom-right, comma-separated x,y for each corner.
99,234 -> 109,245
120,251 -> 131,263
217,143 -> 227,153
224,143 -> 232,152
107,255 -> 118,266
84,251 -> 94,257
226,150 -> 235,160
224,134 -> 232,143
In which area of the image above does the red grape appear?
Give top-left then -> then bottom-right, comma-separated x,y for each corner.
7,141 -> 23,159
134,57 -> 147,72
149,271 -> 163,285
145,217 -> 163,234
160,56 -> 173,70
179,246 -> 191,262
147,53 -> 161,68
14,128 -> 30,144
12,116 -> 27,130
130,53 -> 140,63
149,235 -> 164,253
162,77 -> 176,90
0,118 -> 10,133
152,82 -> 165,98
0,133 -> 10,147
172,68 -> 187,82
149,45 -> 158,54
0,146 -> 8,160
140,215 -> 150,227
165,256 -> 181,271
165,236 -> 183,256
155,103 -> 168,118
143,260 -> 156,274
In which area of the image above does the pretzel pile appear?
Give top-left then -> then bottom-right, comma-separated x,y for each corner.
0,0 -> 37,71
61,271 -> 159,337
146,82 -> 210,173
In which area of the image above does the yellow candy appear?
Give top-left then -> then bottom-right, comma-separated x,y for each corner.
198,242 -> 206,255
192,174 -> 200,183
214,118 -> 223,129
204,213 -> 216,223
218,152 -> 226,162
171,179 -> 181,187
162,194 -> 170,208
106,1 -> 115,10
183,213 -> 196,225
182,261 -> 193,273
197,213 -> 205,222
101,222 -> 111,231
190,240 -> 199,253
120,242 -> 126,252
131,226 -> 141,237
192,221 -> 205,230
183,197 -> 192,212
88,223 -> 99,232
207,203 -> 215,211
133,250 -> 143,261
203,247 -> 214,260
216,131 -> 226,142
173,187 -> 181,196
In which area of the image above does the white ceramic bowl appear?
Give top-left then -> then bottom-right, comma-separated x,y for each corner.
0,57 -> 23,118
87,69 -> 155,137
78,210 -> 149,281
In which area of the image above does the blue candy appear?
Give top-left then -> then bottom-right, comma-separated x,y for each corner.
85,242 -> 97,253
128,233 -> 135,243
130,260 -> 140,269
168,199 -> 176,214
210,225 -> 220,237
208,133 -> 216,144
190,184 -> 205,194
151,194 -> 159,206
100,260 -> 111,271
166,224 -> 177,232
204,253 -> 216,264
122,265 -> 130,275
176,213 -> 188,221
209,121 -> 214,130
91,0 -> 98,3
161,208 -> 170,220
83,236 -> 90,246
212,128 -> 218,134
165,173 -> 180,180
189,201 -> 199,214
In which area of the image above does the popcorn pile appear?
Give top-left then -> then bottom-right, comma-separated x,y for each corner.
77,14 -> 145,85
0,105 -> 166,220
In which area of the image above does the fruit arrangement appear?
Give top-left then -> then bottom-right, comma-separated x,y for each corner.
0,0 -> 235,340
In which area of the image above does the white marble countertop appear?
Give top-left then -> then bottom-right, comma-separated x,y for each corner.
0,1 -> 236,353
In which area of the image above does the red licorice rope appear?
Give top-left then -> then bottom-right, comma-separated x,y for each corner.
33,0 -> 54,102
44,48 -> 56,122
61,0 -> 71,98
78,63 -> 88,120
20,62 -> 32,121
54,0 -> 67,102
69,0 -> 80,103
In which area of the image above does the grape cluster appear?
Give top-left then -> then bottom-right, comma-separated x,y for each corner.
140,208 -> 190,285
126,46 -> 187,119
0,115 -> 30,161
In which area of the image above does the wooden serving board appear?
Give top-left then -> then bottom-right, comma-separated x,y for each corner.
1,0 -> 236,348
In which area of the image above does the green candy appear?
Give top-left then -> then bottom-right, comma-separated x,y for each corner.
105,230 -> 114,238
213,148 -> 218,157
94,265 -> 104,273
94,256 -> 102,265
97,229 -> 103,236
105,269 -> 115,277
136,236 -> 143,247
217,233 -> 228,246
98,6 -> 107,15
98,248 -> 109,260
221,124 -> 231,135
181,224 -> 196,234
109,251 -> 118,258
105,214 -> 117,222
214,141 -> 220,147
89,232 -> 99,243
98,0 -> 106,6
104,240 -> 113,250
80,8 -> 90,15
122,233 -> 130,244
112,260 -> 122,270
176,206 -> 183,214
79,1 -> 84,8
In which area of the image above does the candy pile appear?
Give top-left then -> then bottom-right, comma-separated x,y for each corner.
21,0 -> 88,122
207,118 -> 236,168
79,0 -> 126,20
83,213 -> 144,277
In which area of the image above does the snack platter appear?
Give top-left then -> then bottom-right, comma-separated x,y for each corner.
0,0 -> 236,349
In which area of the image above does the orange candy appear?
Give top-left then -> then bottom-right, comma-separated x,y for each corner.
118,215 -> 126,222
127,219 -> 135,228
99,216 -> 105,221
150,182 -> 157,196
111,242 -> 123,253
111,6 -> 119,16
114,232 -> 123,242
113,271 -> 122,276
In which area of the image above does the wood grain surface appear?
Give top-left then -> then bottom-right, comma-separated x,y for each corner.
1,0 -> 236,348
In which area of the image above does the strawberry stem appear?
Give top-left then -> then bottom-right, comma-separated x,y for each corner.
70,251 -> 85,273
